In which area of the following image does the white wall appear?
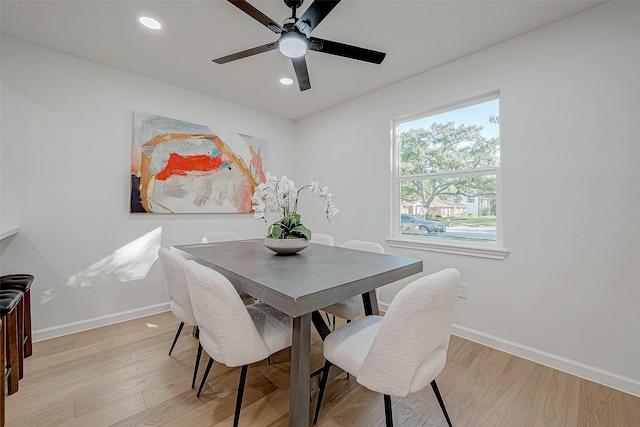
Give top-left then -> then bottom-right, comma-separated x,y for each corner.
294,2 -> 640,395
0,37 -> 296,339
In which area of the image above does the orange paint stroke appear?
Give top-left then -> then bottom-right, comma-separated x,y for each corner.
156,152 -> 226,181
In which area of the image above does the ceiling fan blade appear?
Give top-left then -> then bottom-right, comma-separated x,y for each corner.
213,42 -> 279,64
228,0 -> 283,34
309,37 -> 386,64
291,56 -> 311,91
295,0 -> 341,37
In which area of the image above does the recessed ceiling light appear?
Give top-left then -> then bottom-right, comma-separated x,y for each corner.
139,16 -> 162,30
280,77 -> 294,85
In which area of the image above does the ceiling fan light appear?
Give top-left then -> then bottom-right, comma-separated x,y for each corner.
279,32 -> 308,58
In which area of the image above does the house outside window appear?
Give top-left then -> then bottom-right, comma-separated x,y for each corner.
391,93 -> 504,256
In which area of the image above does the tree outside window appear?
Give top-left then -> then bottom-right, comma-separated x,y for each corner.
394,96 -> 500,244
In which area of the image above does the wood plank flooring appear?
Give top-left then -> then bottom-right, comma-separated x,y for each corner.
5,312 -> 640,426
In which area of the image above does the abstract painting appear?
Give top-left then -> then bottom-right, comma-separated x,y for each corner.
130,112 -> 267,213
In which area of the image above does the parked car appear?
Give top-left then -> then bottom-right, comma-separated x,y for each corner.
400,214 -> 446,234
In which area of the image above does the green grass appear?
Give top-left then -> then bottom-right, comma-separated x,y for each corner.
434,215 -> 496,227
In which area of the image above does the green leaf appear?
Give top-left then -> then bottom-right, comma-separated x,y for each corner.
269,224 -> 284,239
283,212 -> 301,227
291,224 -> 311,240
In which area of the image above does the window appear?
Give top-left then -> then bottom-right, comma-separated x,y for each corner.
390,94 -> 506,258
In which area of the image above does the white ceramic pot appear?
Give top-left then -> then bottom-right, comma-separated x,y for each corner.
264,237 -> 310,255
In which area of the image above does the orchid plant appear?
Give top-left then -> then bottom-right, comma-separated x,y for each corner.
251,173 -> 339,240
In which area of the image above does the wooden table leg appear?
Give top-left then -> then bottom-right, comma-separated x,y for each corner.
289,313 -> 311,427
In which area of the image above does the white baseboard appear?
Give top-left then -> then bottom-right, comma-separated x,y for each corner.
32,302 -> 171,342
451,324 -> 640,398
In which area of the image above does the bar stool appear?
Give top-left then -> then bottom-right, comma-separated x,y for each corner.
0,289 -> 22,394
1,318 -> 4,427
0,274 -> 34,359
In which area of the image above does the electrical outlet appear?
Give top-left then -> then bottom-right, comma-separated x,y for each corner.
458,283 -> 469,299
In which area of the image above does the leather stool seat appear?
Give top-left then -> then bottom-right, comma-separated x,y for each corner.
0,290 -> 20,313
0,289 -> 23,394
0,274 -> 34,290
0,274 -> 34,360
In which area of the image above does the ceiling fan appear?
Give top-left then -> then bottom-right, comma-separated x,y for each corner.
213,0 -> 386,91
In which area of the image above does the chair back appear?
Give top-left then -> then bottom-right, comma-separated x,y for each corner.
311,233 -> 335,246
184,260 -> 271,366
357,268 -> 460,397
158,248 -> 196,325
201,231 -> 241,243
341,240 -> 384,254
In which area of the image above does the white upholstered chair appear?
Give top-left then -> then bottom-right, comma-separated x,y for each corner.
310,233 -> 335,246
200,231 -> 256,304
313,268 -> 460,427
184,260 -> 292,426
320,240 -> 384,329
201,231 -> 242,243
158,247 -> 202,388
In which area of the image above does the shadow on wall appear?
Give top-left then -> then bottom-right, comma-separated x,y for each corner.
39,227 -> 163,305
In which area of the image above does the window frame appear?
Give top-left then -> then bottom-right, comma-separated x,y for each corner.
389,92 -> 508,260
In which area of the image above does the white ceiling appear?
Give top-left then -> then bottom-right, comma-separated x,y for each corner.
1,0 -> 605,120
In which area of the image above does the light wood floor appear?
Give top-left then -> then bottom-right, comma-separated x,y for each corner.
5,311 -> 640,427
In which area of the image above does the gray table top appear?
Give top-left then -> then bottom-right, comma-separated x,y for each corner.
172,239 -> 423,317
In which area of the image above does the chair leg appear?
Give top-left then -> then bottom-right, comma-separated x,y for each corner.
5,309 -> 19,394
197,356 -> 215,397
313,360 -> 332,425
192,342 -> 203,388
431,380 -> 453,427
233,365 -> 248,427
168,322 -> 185,356
383,394 -> 393,427
16,299 -> 24,379
23,288 -> 32,358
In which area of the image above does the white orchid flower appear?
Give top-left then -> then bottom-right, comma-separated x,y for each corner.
251,173 -> 338,237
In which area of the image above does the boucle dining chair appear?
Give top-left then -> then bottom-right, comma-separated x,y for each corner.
320,240 -> 384,330
313,268 -> 460,427
310,233 -> 335,246
201,231 -> 242,243
200,231 -> 256,305
184,260 -> 292,426
158,248 -> 202,388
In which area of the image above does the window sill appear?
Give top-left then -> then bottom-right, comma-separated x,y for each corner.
386,237 -> 509,260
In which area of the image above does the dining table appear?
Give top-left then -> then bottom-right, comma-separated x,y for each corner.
171,239 -> 423,427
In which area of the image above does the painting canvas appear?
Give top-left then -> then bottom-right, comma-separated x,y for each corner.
130,112 -> 267,213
